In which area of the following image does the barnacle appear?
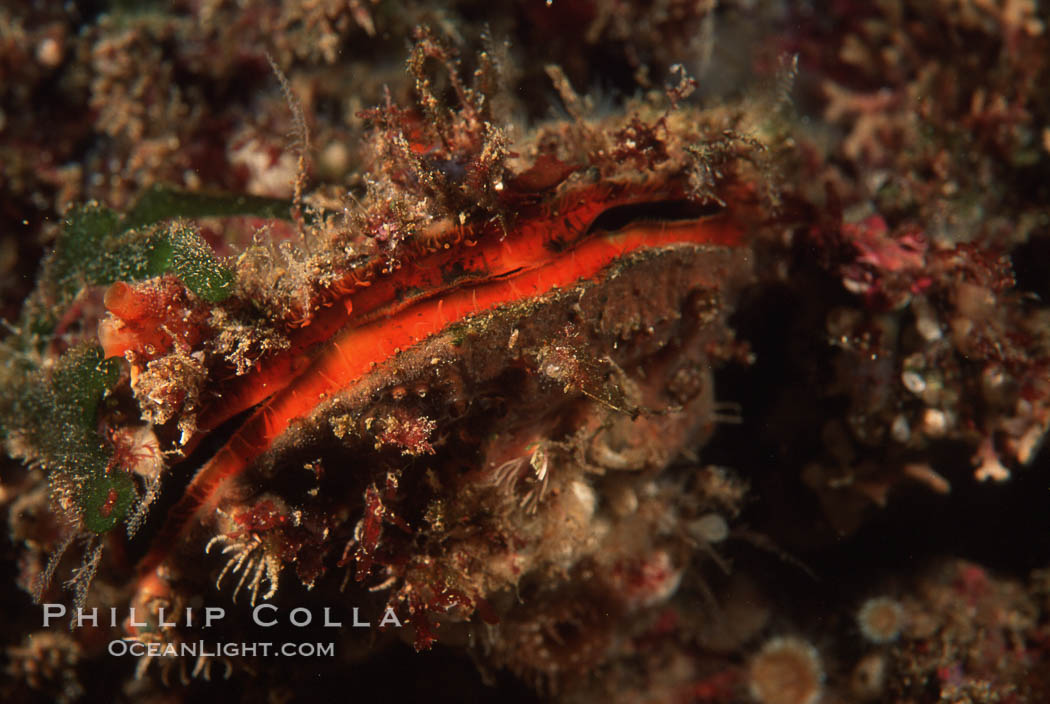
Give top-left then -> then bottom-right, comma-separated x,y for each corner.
488,440 -> 553,513
126,631 -> 186,685
126,627 -> 233,686
748,636 -> 824,704
856,596 -> 906,644
205,530 -> 283,607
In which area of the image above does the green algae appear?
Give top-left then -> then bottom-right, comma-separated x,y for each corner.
2,185 -> 293,534
0,345 -> 130,532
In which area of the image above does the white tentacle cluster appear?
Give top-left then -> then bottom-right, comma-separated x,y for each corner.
205,532 -> 282,607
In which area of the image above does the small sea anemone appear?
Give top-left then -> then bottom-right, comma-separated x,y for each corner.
748,636 -> 824,704
857,596 -> 905,643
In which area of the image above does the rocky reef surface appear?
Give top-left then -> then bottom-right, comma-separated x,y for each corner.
1,2 -> 1050,703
